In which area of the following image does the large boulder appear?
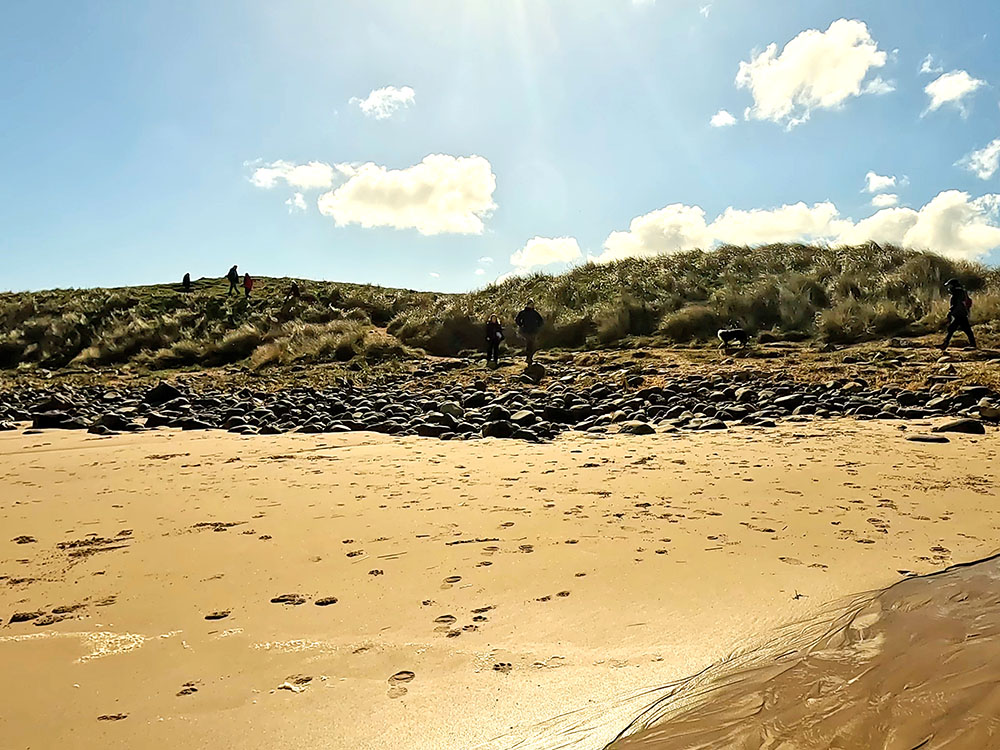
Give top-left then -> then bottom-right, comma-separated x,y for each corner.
144,382 -> 183,406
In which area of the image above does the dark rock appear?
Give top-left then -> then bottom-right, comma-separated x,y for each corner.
619,420 -> 655,435
906,434 -> 950,443
510,410 -> 537,426
481,421 -> 514,439
144,382 -> 183,406
31,411 -> 71,429
932,418 -> 986,435
523,363 -> 546,383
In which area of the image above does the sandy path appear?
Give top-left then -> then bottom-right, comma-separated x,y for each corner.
1,421 -> 998,749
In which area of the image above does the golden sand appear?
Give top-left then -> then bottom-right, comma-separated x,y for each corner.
1,421 -> 997,749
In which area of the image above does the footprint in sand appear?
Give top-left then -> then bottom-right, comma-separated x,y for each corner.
575,572 -> 587,577
270,594 -> 306,605
12,535 -> 36,544
387,670 -> 415,698
536,595 -> 552,602
176,682 -> 198,696
519,545 -> 534,553
473,615 -> 488,622
346,550 -> 364,557
476,561 -> 492,568
205,610 -> 231,620
443,575 -> 461,584
493,662 -> 513,674
434,614 -> 457,625
778,557 -> 802,565
315,597 -> 338,606
556,591 -> 570,597
97,714 -> 127,721
369,569 -> 384,576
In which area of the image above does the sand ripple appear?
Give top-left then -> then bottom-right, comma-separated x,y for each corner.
610,553 -> 1000,749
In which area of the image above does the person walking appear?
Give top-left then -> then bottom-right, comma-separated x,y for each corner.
182,272 -> 191,293
515,299 -> 544,365
941,278 -> 976,350
243,272 -> 254,299
227,265 -> 239,295
485,314 -> 504,366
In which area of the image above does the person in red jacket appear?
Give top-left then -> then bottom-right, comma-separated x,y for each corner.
243,273 -> 254,299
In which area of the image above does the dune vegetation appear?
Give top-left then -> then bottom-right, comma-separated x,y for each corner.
1,244 -> 998,372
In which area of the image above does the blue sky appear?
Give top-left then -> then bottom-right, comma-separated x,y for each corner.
2,0 -> 999,292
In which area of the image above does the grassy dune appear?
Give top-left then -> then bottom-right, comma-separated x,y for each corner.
2,244 -> 998,372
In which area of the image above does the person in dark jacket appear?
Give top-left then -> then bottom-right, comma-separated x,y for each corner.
227,265 -> 239,295
485,314 -> 504,365
941,278 -> 976,350
515,299 -> 544,365
182,272 -> 191,293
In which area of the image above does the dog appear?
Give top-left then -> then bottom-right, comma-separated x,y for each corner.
717,327 -> 750,349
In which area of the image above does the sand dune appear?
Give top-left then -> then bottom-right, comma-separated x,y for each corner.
1,420 -> 998,749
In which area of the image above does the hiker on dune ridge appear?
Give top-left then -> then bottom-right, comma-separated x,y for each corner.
227,265 -> 239,295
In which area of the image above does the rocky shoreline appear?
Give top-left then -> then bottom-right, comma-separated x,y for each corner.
2,360 -> 997,442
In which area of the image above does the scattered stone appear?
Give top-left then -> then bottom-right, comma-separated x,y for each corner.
619,420 -> 655,435
932,418 -> 986,435
906,434 -> 950,443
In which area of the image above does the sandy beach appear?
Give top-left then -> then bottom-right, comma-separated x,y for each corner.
2,419 -> 998,749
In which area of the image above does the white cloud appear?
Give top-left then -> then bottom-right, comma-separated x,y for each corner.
871,193 -> 898,208
478,256 -> 494,264
924,70 -> 986,116
285,192 -> 307,213
510,236 -> 582,269
736,19 -> 888,128
316,154 -> 497,235
601,204 -> 713,262
250,160 -> 337,190
959,138 -> 1000,180
837,207 -> 919,247
862,76 -> 895,95
474,268 -> 486,276
349,85 -> 415,120
429,272 -> 440,279
596,190 -> 1000,263
699,4 -> 711,18
632,0 -> 655,6
919,54 -> 943,75
710,109 -> 737,127
710,202 -> 847,245
865,171 -> 897,193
